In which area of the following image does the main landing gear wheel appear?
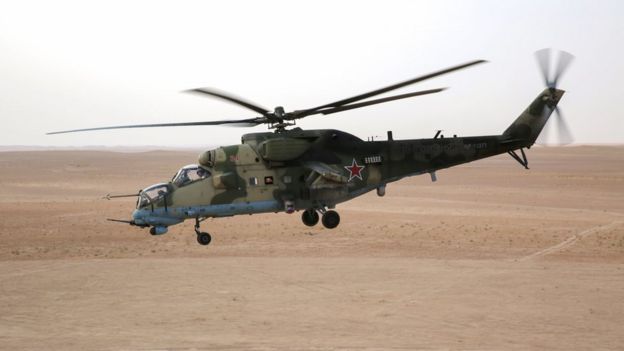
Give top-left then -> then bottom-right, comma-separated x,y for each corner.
321,210 -> 340,229
196,232 -> 212,246
301,209 -> 320,227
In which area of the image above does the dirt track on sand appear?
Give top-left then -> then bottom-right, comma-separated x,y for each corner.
1,147 -> 623,350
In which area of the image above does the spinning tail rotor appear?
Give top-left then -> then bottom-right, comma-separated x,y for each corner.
535,48 -> 575,146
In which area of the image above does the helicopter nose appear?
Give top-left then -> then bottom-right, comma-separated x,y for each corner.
132,209 -> 147,226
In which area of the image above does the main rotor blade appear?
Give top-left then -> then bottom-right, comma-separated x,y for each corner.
47,118 -> 264,135
535,48 -> 552,87
297,59 -> 486,116
185,88 -> 270,116
314,88 -> 446,116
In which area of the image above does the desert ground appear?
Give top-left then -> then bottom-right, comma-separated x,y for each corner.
0,146 -> 623,350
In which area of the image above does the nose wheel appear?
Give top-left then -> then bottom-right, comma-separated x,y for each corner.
194,217 -> 212,246
196,232 -> 212,245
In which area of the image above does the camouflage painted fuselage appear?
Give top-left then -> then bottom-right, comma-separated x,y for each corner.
132,88 -> 564,228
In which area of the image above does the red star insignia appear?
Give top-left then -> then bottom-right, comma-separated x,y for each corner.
344,158 -> 365,181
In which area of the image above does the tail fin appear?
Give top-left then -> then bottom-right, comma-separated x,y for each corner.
503,88 -> 565,146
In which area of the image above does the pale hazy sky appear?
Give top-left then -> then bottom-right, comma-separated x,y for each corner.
1,0 -> 622,147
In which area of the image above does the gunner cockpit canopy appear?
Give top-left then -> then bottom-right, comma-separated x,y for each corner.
137,183 -> 170,209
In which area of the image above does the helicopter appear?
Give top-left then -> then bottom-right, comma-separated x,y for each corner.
48,49 -> 573,246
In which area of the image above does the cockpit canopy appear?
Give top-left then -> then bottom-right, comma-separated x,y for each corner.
172,164 -> 211,187
138,183 -> 170,209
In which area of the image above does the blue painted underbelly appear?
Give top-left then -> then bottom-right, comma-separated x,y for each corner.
134,200 -> 283,227
175,200 -> 283,218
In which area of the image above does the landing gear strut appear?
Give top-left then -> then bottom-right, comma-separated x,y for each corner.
194,217 -> 212,246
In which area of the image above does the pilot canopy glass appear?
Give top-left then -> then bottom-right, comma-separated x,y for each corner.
138,183 -> 169,208
172,164 -> 211,187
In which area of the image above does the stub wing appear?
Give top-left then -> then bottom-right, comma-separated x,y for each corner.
304,162 -> 348,185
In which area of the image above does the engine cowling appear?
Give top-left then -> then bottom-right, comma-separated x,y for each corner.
258,138 -> 312,161
198,149 -> 216,168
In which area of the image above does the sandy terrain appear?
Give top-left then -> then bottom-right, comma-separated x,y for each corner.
1,146 -> 623,350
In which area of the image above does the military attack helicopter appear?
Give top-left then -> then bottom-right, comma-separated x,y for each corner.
49,49 -> 573,246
